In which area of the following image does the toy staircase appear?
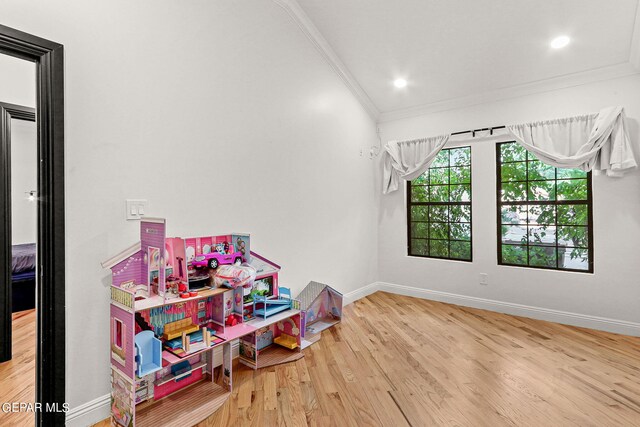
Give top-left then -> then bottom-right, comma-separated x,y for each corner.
135,312 -> 153,333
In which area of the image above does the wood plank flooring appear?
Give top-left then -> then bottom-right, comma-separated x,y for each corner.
100,291 -> 639,426
0,309 -> 36,427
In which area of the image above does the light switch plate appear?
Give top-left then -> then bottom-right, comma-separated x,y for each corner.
126,199 -> 148,220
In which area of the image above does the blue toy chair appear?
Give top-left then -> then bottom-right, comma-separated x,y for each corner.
135,330 -> 163,377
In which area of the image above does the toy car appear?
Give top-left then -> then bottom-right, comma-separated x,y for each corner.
191,243 -> 243,269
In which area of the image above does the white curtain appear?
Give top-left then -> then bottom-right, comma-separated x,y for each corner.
506,106 -> 636,177
382,134 -> 450,194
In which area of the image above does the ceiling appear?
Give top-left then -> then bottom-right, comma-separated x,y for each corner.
293,0 -> 640,119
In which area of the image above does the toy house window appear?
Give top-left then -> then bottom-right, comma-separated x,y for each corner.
114,318 -> 124,350
407,146 -> 472,261
497,142 -> 593,272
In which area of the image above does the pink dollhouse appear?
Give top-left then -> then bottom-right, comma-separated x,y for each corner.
102,218 -> 303,427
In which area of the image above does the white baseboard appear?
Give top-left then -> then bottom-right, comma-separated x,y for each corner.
65,393 -> 111,427
375,281 -> 640,337
343,282 -> 378,305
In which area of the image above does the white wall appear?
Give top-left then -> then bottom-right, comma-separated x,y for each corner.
10,119 -> 37,244
378,74 -> 640,326
0,53 -> 37,244
0,0 -> 378,419
0,54 -> 36,108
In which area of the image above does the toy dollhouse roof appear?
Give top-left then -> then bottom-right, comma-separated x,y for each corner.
296,281 -> 342,311
101,242 -> 141,269
249,251 -> 281,277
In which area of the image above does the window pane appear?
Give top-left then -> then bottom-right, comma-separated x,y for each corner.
497,142 -> 591,272
429,185 -> 449,202
557,179 -> 588,200
500,143 -> 527,162
429,240 -> 449,258
528,180 -> 556,201
528,160 -> 555,180
411,206 -> 428,222
429,222 -> 449,240
411,185 -> 428,202
450,147 -> 471,166
528,225 -> 556,245
557,226 -> 588,248
432,150 -> 449,167
450,241 -> 471,260
410,239 -> 429,256
450,166 -> 471,184
529,246 -> 557,268
501,162 -> 527,182
502,225 -> 527,244
559,248 -> 589,270
501,181 -> 527,202
502,244 -> 527,265
501,205 -> 527,224
450,184 -> 471,202
450,205 -> 471,223
557,205 -> 588,225
450,222 -> 471,241
429,168 -> 449,185
429,205 -> 449,223
527,204 -> 555,225
410,222 -> 429,239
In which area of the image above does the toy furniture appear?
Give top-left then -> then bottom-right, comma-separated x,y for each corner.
134,331 -> 163,377
162,318 -> 199,340
253,286 -> 297,319
104,218 -> 307,426
296,281 -> 343,348
274,333 -> 298,350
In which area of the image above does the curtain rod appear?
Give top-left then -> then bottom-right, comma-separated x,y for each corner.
451,125 -> 506,137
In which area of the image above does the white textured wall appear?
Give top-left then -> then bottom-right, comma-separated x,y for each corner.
378,74 -> 640,325
1,0 -> 378,418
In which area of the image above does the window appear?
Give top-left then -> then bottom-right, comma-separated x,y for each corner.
497,142 -> 593,272
407,146 -> 472,261
114,318 -> 124,349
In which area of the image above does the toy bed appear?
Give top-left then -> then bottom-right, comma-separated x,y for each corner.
11,243 -> 36,312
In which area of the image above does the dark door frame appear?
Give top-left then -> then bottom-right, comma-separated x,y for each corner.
0,25 -> 65,426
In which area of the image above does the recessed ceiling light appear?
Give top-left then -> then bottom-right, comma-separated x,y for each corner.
393,78 -> 407,88
550,35 -> 570,49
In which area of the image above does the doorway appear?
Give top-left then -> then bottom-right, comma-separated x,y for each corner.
0,24 -> 65,426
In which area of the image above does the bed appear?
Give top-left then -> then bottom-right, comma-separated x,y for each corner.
11,243 -> 36,312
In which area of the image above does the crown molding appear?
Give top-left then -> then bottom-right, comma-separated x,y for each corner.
630,1 -> 640,70
378,62 -> 640,123
272,0 -> 380,121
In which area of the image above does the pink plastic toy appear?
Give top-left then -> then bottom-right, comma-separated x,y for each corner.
191,242 -> 243,269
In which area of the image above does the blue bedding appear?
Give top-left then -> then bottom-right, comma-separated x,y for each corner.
12,269 -> 36,282
12,243 -> 36,274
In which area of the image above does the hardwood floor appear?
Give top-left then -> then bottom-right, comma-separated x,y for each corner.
0,309 -> 36,427
97,292 -> 640,426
